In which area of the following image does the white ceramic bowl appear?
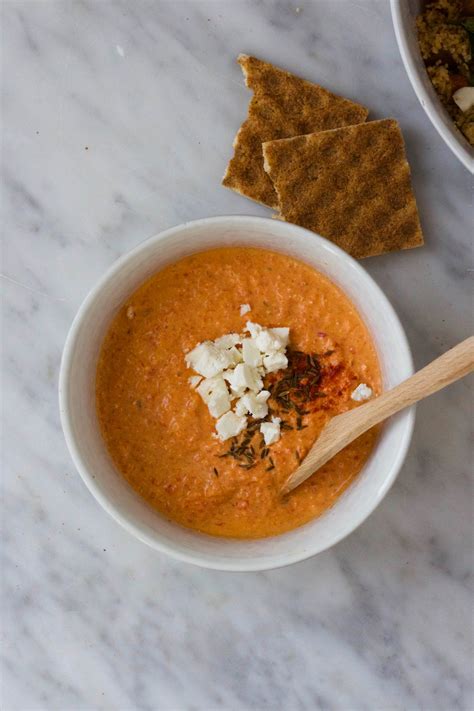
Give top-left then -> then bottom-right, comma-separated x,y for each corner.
59,216 -> 414,571
391,0 -> 474,174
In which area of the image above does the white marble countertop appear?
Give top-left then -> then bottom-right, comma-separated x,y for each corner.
3,1 -> 473,709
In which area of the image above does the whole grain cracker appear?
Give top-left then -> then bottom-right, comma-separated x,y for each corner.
222,54 -> 369,208
263,119 -> 424,258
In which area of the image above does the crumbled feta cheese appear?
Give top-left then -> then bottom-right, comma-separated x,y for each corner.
245,321 -> 261,339
240,303 -> 251,316
224,363 -> 263,393
214,333 -> 241,349
271,327 -> 289,347
453,86 -> 474,113
254,329 -> 281,354
208,393 -> 232,419
234,398 -> 246,416
185,341 -> 235,378
215,411 -> 247,441
235,390 -> 270,419
227,345 -> 244,366
188,375 -> 202,389
260,417 -> 281,446
187,323 -> 291,443
228,384 -> 247,398
246,321 -> 289,354
351,383 -> 373,402
234,400 -> 247,417
197,375 -> 231,418
263,351 -> 288,374
196,374 -> 230,406
196,375 -> 227,403
241,338 -> 262,367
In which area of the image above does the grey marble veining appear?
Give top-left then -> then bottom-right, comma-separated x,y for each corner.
2,1 -> 473,709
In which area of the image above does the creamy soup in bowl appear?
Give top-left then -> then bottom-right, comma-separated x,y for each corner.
96,247 -> 381,539
59,216 -> 414,570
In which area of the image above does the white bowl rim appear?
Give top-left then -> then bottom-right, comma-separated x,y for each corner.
391,0 -> 474,175
59,215 -> 415,571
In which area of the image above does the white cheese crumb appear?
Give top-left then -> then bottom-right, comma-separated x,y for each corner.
214,333 -> 241,349
263,351 -> 288,374
227,345 -> 244,366
208,394 -> 232,419
197,375 -> 231,418
235,390 -> 270,419
260,417 -> 281,446
240,303 -> 251,316
186,322 -> 291,443
196,375 -> 224,404
254,329 -> 282,354
188,375 -> 202,389
185,341 -> 235,378
223,363 -> 263,393
215,411 -> 247,441
270,327 -> 290,348
229,384 -> 247,398
241,338 -> 262,367
245,321 -> 261,339
453,86 -> 474,113
246,321 -> 289,354
351,383 -> 373,402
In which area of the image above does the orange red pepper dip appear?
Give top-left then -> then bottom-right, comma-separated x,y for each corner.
96,247 -> 381,538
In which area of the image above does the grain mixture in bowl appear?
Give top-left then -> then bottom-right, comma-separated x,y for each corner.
416,0 -> 474,145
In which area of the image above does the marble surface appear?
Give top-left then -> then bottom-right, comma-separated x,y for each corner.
2,1 -> 473,709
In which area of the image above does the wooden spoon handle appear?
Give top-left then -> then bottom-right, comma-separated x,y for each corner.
283,336 -> 474,494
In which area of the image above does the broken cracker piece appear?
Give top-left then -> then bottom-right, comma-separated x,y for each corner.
222,54 -> 369,208
263,118 -> 424,259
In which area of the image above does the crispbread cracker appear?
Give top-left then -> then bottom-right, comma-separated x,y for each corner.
263,119 -> 424,258
222,54 -> 369,208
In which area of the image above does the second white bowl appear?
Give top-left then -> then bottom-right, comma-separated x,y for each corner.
391,0 -> 474,174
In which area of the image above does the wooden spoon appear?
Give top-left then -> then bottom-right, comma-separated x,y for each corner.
282,336 -> 474,495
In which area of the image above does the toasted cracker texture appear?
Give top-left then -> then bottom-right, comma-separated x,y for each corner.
263,119 -> 424,258
222,54 -> 369,208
